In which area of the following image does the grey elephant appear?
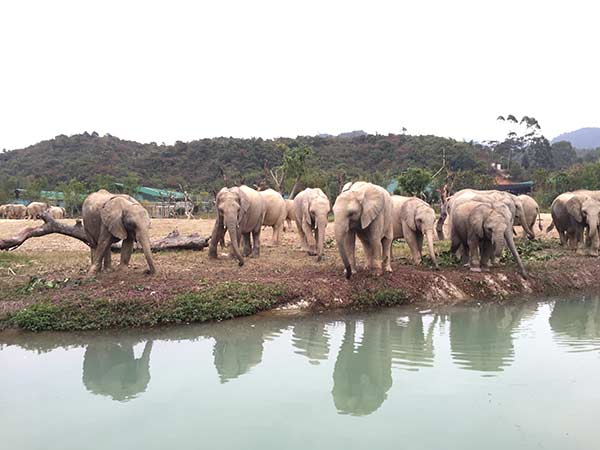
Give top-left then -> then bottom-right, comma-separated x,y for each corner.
8,204 -> 27,219
392,195 -> 438,268
82,189 -> 156,275
516,194 -> 542,237
439,189 -> 535,240
293,188 -> 331,261
258,188 -> 286,245
26,201 -> 48,219
549,191 -> 600,255
450,200 -> 527,276
48,206 -> 66,219
82,340 -> 153,402
333,181 -> 393,279
283,199 -> 296,232
209,185 -> 266,266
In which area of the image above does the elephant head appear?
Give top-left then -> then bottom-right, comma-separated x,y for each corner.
101,196 -> 156,274
567,194 -> 600,256
511,196 -> 535,240
209,187 -> 250,266
333,182 -> 386,279
471,204 -> 509,259
403,198 -> 438,268
298,188 -> 331,261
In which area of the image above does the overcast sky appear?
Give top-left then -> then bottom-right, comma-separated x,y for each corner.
0,0 -> 598,150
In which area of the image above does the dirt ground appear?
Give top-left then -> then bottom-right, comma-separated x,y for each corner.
2,213 -> 596,322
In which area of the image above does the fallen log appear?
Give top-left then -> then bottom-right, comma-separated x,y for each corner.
111,229 -> 210,252
0,212 -> 90,251
0,213 -> 210,253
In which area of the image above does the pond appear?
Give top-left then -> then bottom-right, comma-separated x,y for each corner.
1,296 -> 599,450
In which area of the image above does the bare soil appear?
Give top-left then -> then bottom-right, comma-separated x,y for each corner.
1,214 -> 598,325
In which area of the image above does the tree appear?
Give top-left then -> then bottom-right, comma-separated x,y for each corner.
396,168 -> 432,197
122,173 -> 140,197
57,179 -> 88,216
265,143 -> 313,197
90,174 -> 116,192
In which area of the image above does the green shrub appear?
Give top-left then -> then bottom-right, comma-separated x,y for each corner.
351,288 -> 409,308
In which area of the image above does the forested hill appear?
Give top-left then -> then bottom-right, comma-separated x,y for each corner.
0,132 -> 489,192
552,127 -> 600,149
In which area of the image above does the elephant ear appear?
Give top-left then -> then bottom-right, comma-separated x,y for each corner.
469,204 -> 486,239
566,197 -> 583,223
404,201 -> 418,231
303,197 -> 312,225
100,198 -> 128,240
359,187 -> 384,229
236,189 -> 250,215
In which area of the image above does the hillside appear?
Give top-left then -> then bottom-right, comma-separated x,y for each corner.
0,132 -> 488,193
552,127 -> 600,149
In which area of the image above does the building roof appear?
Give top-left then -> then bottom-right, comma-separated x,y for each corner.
136,186 -> 185,200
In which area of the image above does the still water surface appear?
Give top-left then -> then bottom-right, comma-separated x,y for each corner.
1,296 -> 600,449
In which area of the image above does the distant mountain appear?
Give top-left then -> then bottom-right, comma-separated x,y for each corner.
552,127 -> 600,149
317,130 -> 368,139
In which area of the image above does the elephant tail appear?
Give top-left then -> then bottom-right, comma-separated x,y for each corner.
546,221 -> 555,233
537,209 -> 543,231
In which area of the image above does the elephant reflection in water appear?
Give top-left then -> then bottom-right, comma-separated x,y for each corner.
390,313 -> 435,369
82,340 -> 153,402
450,303 -> 536,372
291,318 -> 330,364
549,297 -> 600,344
332,319 -> 393,416
207,319 -> 286,383
332,313 -> 437,416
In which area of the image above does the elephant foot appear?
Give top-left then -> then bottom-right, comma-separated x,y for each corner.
308,250 -> 317,256
469,267 -> 482,273
345,268 -> 352,279
237,259 -> 244,267
144,268 -> 156,275
316,255 -> 323,262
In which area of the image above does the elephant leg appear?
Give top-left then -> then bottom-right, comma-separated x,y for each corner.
272,222 -> 283,246
403,226 -> 422,265
102,245 -> 113,271
467,235 -> 481,272
480,241 -> 493,269
242,234 -> 252,257
371,238 -> 383,272
119,238 -> 134,268
89,228 -> 112,275
251,228 -> 261,258
302,221 -> 316,255
297,222 -> 309,252
357,233 -> 374,270
382,235 -> 393,273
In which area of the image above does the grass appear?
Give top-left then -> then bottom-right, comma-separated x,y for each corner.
351,287 -> 409,308
0,252 -> 32,269
6,282 -> 292,332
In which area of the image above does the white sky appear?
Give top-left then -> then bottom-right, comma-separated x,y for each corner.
0,0 -> 598,150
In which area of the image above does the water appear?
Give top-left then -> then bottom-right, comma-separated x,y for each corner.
2,296 -> 600,450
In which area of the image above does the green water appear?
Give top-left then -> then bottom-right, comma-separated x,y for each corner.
1,297 -> 600,450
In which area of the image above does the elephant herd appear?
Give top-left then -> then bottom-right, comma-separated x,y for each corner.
205,182 -> 542,279
0,202 -> 65,220
6,184 -> 599,279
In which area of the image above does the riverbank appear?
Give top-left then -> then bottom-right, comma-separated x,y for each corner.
1,217 -> 599,332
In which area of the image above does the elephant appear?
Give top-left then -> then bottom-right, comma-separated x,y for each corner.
26,201 -> 48,219
83,340 -> 153,402
450,200 -> 527,276
283,199 -> 296,232
549,191 -> 600,255
82,189 -> 156,275
293,187 -> 331,261
392,195 -> 438,268
438,189 -> 535,240
48,206 -> 65,219
208,185 -> 266,266
549,192 -> 579,248
8,204 -> 27,219
258,189 -> 286,245
333,181 -> 393,279
516,194 -> 542,237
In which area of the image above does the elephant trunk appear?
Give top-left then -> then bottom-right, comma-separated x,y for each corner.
492,232 -> 506,258
226,217 -> 244,266
335,221 -> 352,279
425,229 -> 438,268
316,217 -> 327,261
504,228 -> 527,278
139,231 -> 156,275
